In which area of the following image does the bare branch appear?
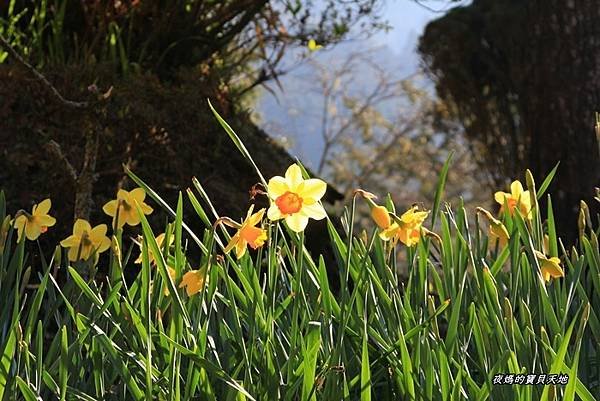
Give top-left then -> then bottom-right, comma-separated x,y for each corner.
0,34 -> 94,109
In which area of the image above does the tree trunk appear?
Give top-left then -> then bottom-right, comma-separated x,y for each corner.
524,0 -> 600,242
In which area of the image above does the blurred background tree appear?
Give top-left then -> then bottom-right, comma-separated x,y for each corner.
0,0 -> 386,255
419,0 -> 600,241
261,47 -> 489,220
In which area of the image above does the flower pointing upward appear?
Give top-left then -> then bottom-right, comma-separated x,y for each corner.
494,180 -> 532,220
379,206 -> 430,247
267,164 -> 327,232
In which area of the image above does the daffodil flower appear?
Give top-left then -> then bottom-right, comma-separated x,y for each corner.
179,268 -> 208,296
135,232 -> 173,265
13,199 -> 56,242
354,188 -> 391,229
267,164 -> 327,232
477,207 -> 510,248
102,188 -> 153,228
380,206 -> 430,247
159,267 -> 177,297
534,250 -> 564,282
60,219 -> 111,262
308,39 -> 323,51
221,205 -> 268,259
494,180 -> 532,220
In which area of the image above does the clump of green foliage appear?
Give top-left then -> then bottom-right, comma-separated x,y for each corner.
0,107 -> 599,400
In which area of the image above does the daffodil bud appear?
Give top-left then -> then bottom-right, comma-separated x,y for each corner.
578,207 -> 586,238
525,169 -> 537,209
371,205 -> 391,229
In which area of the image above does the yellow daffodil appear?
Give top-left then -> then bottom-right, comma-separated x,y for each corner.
379,206 -> 430,247
13,199 -> 56,242
102,188 -> 153,228
267,164 -> 327,232
534,250 -> 564,282
222,205 -> 268,259
477,207 -> 510,248
179,268 -> 208,296
135,232 -> 174,265
308,39 -> 323,51
160,267 -> 177,296
371,205 -> 391,229
354,188 -> 392,229
494,180 -> 532,220
60,219 -> 111,262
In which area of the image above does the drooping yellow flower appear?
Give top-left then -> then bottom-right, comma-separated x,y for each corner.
179,268 -> 207,296
477,207 -> 510,248
60,219 -> 111,262
534,250 -> 564,282
222,205 -> 268,259
13,199 -> 56,242
353,188 -> 391,229
494,180 -> 532,220
267,164 -> 327,232
371,205 -> 391,229
102,188 -> 153,228
379,206 -> 430,247
161,267 -> 177,296
135,232 -> 174,265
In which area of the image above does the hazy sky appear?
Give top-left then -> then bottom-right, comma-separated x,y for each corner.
257,0 -> 468,169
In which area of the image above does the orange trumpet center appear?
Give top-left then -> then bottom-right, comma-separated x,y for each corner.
240,225 -> 265,249
275,191 -> 303,215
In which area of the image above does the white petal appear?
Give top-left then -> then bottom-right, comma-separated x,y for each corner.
285,214 -> 309,232
301,203 -> 327,220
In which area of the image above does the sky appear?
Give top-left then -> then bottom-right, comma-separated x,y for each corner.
255,0 -> 468,169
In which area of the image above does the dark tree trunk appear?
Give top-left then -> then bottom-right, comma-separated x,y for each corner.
524,0 -> 600,241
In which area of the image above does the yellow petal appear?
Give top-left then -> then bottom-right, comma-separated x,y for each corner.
284,164 -> 303,191
116,189 -> 129,200
140,202 -> 153,215
103,200 -> 118,217
25,222 -> 41,241
267,204 -> 284,221
267,176 -> 289,199
510,180 -> 524,197
179,270 -> 206,296
301,203 -> 327,220
130,188 -> 146,203
297,179 -> 327,203
97,236 -> 111,254
247,208 -> 266,227
224,234 -> 240,254
73,219 -> 92,236
494,191 -> 509,205
371,205 -> 391,229
90,223 -> 107,243
13,216 -> 26,242
60,235 -> 79,248
285,214 -> 309,232
235,240 -> 247,259
125,211 -> 141,227
37,215 -> 56,227
34,199 -> 52,216
379,223 -> 399,241
67,245 -> 80,262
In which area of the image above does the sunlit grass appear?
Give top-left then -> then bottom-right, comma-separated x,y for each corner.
0,104 -> 598,400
